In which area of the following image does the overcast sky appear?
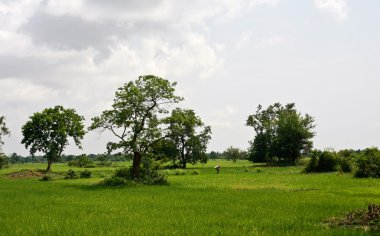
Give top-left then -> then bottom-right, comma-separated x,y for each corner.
0,0 -> 379,156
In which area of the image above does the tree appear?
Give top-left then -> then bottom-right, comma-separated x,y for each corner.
224,146 -> 247,162
0,115 -> 10,150
89,75 -> 182,179
0,153 -> 9,169
165,108 -> 211,168
21,106 -> 85,172
246,103 -> 315,164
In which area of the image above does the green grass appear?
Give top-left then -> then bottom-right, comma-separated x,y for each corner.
0,160 -> 379,235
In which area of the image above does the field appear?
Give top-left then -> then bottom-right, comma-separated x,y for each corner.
0,160 -> 379,235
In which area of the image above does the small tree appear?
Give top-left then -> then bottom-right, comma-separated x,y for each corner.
0,116 -> 10,151
165,108 -> 211,168
0,153 -> 9,169
224,146 -> 247,162
21,106 -> 85,172
89,75 -> 182,179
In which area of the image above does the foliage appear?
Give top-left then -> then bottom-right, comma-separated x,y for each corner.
89,75 -> 182,179
223,146 -> 247,162
247,103 -> 315,164
303,150 -> 339,173
21,106 -> 85,172
80,170 -> 92,178
295,157 -> 311,167
165,108 -> 211,168
101,176 -> 127,186
354,148 -> 380,178
0,115 -> 10,150
64,169 -> 79,179
40,174 -> 52,181
114,167 -> 132,179
139,157 -> 168,185
0,153 -> 9,169
68,154 -> 95,168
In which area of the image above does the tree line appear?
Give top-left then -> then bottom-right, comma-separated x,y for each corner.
1,75 -> 379,180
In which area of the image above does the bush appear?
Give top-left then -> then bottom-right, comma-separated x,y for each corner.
175,169 -> 186,175
102,176 -> 127,186
0,153 -> 9,169
191,170 -> 200,175
317,151 -> 339,172
354,148 -> 380,178
295,157 -> 311,166
303,150 -> 338,173
338,156 -> 353,173
97,161 -> 112,167
80,169 -> 92,178
64,169 -> 78,179
139,157 -> 168,185
40,174 -> 52,181
114,167 -> 131,179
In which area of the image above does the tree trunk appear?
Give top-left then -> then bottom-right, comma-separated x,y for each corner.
181,146 -> 186,169
132,151 -> 142,179
46,159 -> 53,172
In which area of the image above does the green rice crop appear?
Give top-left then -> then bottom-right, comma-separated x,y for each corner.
0,160 -> 378,235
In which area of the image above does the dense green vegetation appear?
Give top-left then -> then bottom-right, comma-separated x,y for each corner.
0,160 -> 379,235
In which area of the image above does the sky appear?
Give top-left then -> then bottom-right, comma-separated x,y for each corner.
0,0 -> 379,156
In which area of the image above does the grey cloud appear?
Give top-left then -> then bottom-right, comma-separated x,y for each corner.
88,0 -> 163,11
0,56 -> 54,78
21,12 -> 117,51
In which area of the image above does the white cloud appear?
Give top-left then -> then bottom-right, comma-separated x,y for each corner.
314,0 -> 349,21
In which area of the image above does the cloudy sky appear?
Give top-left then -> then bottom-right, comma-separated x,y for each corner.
0,0 -> 379,156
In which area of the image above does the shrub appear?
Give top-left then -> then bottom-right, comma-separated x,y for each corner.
114,167 -> 131,179
354,148 -> 380,178
139,157 -> 168,185
338,156 -> 353,173
0,153 -> 9,169
102,176 -> 127,186
191,170 -> 200,175
303,150 -> 338,173
97,161 -> 112,167
80,169 -> 92,178
255,168 -> 263,173
64,169 -> 78,179
175,169 -> 186,175
40,174 -> 52,181
295,157 -> 311,166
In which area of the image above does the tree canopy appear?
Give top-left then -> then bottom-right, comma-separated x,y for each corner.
21,106 -> 85,172
165,108 -> 211,168
246,103 -> 315,164
0,115 -> 10,150
89,75 -> 183,178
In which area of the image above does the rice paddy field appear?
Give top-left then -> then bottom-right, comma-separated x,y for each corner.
0,160 -> 379,235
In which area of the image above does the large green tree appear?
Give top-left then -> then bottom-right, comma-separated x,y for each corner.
165,108 -> 211,168
0,115 -> 10,150
21,106 -> 85,172
246,103 -> 315,164
89,75 -> 182,178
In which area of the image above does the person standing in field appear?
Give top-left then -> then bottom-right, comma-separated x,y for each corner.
215,164 -> 221,174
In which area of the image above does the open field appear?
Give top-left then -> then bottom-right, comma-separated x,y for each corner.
0,160 -> 379,235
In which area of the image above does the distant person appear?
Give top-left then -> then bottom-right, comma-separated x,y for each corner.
215,164 -> 221,174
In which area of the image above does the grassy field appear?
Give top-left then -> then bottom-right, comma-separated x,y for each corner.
0,160 -> 379,235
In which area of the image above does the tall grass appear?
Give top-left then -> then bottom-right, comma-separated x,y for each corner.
0,160 -> 378,235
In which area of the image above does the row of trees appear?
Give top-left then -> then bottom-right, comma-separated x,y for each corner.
4,76 -> 211,179
1,75 -> 318,176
